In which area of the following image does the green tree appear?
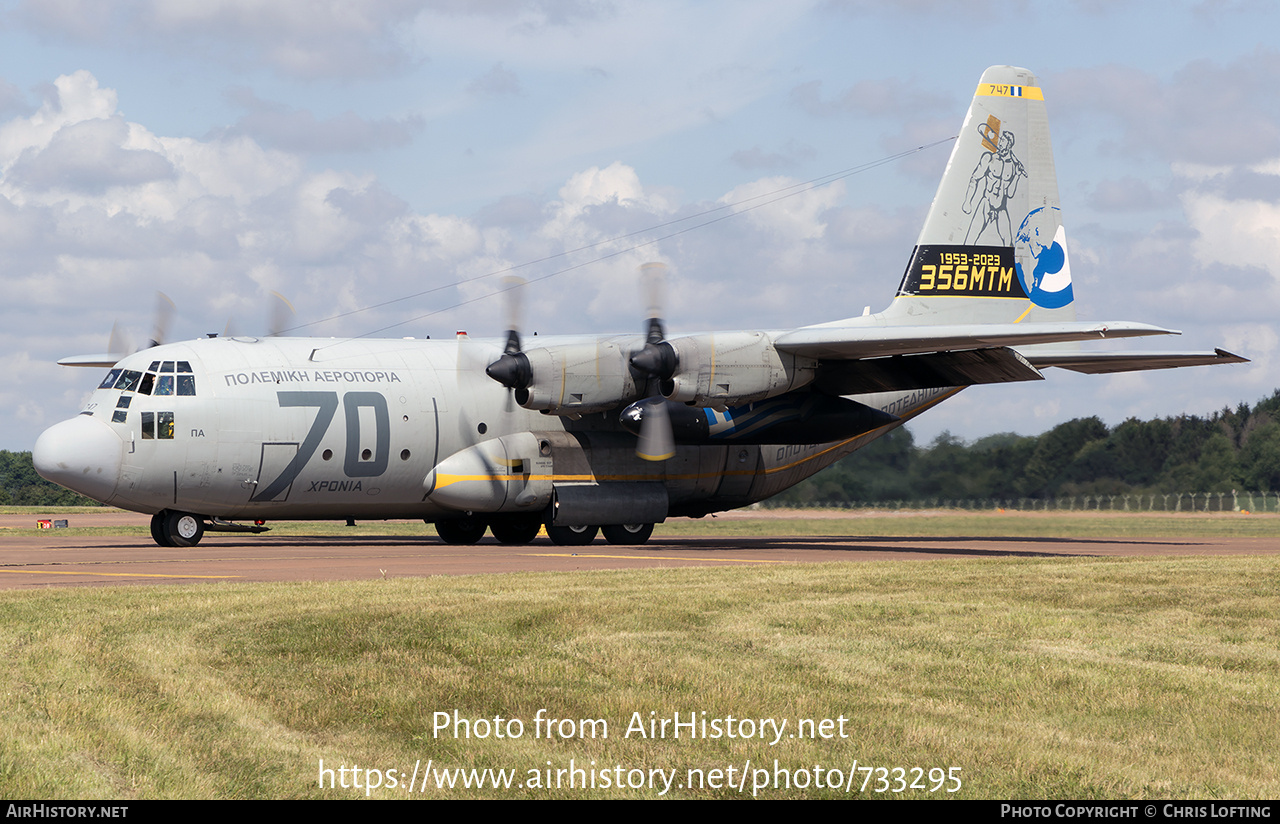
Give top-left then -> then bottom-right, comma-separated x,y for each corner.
1241,419 -> 1280,492
1020,417 -> 1108,496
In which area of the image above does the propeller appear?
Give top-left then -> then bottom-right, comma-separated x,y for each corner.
106,292 -> 176,359
629,262 -> 678,382
107,321 -> 131,363
624,396 -> 675,461
485,276 -> 532,403
147,292 -> 176,349
218,291 -> 295,339
625,262 -> 677,462
267,291 -> 296,337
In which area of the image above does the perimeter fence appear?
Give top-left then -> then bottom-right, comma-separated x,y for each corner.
768,491 -> 1280,513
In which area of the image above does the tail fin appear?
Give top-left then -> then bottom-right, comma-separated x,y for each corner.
885,65 -> 1074,326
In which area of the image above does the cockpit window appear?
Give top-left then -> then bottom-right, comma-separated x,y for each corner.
113,370 -> 142,392
100,364 -> 196,396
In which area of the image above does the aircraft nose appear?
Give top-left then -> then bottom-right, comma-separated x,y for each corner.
33,416 -> 124,503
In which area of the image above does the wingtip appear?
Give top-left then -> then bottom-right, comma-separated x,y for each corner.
1214,348 -> 1250,364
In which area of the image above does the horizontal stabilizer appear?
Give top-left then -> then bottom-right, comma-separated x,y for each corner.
774,321 -> 1176,360
816,346 -> 1043,395
1025,348 -> 1249,374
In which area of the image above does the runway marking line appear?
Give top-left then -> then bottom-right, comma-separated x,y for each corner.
522,553 -> 782,564
0,569 -> 240,580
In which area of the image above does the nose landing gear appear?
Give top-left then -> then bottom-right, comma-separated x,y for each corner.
150,510 -> 205,547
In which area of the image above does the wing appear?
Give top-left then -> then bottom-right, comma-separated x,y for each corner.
57,354 -> 121,368
774,320 -> 1177,359
1021,348 -> 1248,374
774,321 -> 1247,395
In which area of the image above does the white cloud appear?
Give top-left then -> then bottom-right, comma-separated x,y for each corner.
720,176 -> 843,241
1183,191 -> 1280,281
0,71 -> 117,166
467,63 -> 522,97
7,117 -> 176,195
19,0 -> 430,79
221,89 -> 424,153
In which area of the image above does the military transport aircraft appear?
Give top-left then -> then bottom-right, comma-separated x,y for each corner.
33,66 -> 1246,548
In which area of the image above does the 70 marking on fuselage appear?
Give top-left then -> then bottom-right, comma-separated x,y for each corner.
250,391 -> 391,502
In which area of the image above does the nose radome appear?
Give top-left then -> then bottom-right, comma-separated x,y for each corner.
33,416 -> 124,503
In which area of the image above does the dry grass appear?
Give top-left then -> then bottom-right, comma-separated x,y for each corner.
2,556 -> 1277,798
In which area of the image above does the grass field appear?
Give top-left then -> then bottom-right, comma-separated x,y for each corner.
2,507 -> 1278,799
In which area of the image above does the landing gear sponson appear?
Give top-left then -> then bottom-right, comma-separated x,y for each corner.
148,510 -> 272,547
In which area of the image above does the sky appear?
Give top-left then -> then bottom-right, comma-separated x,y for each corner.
3,0 -> 1278,451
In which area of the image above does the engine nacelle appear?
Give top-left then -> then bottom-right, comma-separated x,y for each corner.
661,331 -> 817,409
423,431 -> 669,526
423,432 -> 554,513
518,340 -> 643,414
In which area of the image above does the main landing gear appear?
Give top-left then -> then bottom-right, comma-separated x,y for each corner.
431,516 -> 655,546
150,509 -> 204,547
545,524 -> 598,546
433,515 -> 488,545
601,523 -> 655,545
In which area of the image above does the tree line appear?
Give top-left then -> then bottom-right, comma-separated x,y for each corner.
768,389 -> 1280,507
0,451 -> 100,506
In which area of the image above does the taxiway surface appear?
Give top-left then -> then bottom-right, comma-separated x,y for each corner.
1,511 -> 1274,589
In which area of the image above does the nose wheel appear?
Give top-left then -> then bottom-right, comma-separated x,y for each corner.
150,510 -> 205,547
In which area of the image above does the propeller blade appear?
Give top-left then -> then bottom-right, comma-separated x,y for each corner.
631,397 -> 675,462
501,275 -> 525,356
641,261 -> 666,344
107,321 -> 132,362
487,276 -> 532,391
500,276 -> 527,413
630,262 -> 678,382
147,292 -> 176,349
268,291 -> 296,337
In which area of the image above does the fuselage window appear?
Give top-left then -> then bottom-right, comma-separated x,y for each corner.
139,373 -> 155,395
161,361 -> 175,372
148,361 -> 160,372
141,412 -> 155,439
177,361 -> 192,373
158,411 -> 174,439
112,410 -> 128,424
177,375 -> 196,395
99,369 -> 123,389
155,375 -> 174,396
116,396 -> 131,409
